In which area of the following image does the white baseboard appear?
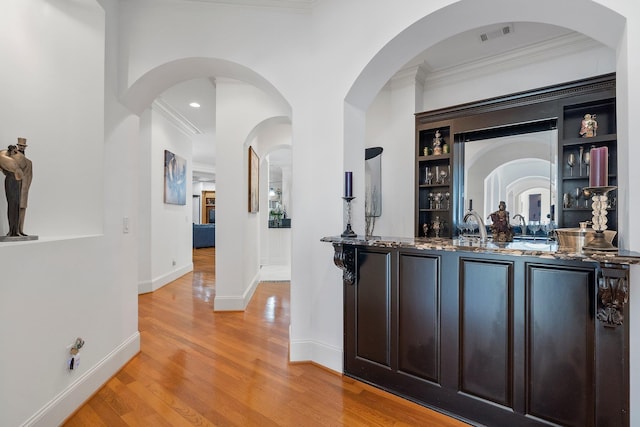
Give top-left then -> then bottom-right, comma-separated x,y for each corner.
289,338 -> 343,373
23,332 -> 141,427
213,271 -> 260,311
138,263 -> 193,294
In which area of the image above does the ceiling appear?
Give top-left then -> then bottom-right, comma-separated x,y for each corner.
153,15 -> 588,184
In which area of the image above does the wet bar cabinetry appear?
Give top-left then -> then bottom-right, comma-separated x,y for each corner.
332,240 -> 630,427
415,125 -> 453,237
414,73 -> 617,236
559,96 -> 617,229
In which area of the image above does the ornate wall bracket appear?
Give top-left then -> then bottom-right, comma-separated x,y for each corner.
597,266 -> 629,327
332,243 -> 356,285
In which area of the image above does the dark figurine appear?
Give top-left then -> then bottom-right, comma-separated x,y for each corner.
489,201 -> 514,242
0,138 -> 33,238
0,145 -> 22,236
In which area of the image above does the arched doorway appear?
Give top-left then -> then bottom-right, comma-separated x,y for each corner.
121,58 -> 292,309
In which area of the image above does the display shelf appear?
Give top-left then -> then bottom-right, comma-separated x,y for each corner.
558,91 -> 617,232
415,124 -> 453,238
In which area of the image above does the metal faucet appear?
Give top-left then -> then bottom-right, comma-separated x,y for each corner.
512,214 -> 526,233
463,209 -> 488,242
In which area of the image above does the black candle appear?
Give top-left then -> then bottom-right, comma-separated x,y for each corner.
345,171 -> 353,198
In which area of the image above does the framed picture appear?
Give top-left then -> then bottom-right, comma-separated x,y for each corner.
164,149 -> 187,205
248,146 -> 259,213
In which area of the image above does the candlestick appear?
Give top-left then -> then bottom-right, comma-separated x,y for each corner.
583,186 -> 617,252
341,196 -> 357,237
589,146 -> 608,187
344,171 -> 353,198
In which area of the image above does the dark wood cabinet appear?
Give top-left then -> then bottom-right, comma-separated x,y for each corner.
558,97 -> 617,229
343,245 -> 628,426
415,125 -> 453,238
415,73 -> 617,236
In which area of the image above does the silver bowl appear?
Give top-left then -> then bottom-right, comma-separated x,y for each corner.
554,227 -> 616,253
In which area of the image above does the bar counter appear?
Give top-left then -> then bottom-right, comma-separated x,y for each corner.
323,234 -> 636,426
321,234 -> 640,265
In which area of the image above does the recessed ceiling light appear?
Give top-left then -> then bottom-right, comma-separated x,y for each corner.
189,102 -> 201,108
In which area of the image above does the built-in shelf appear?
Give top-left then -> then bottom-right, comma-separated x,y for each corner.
559,93 -> 617,230
415,125 -> 453,238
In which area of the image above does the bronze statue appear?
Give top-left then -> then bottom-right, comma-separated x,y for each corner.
0,145 -> 23,236
489,201 -> 514,242
14,138 -> 33,236
0,138 -> 33,238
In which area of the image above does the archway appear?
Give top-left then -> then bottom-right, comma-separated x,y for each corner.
244,116 -> 293,280
343,0 -> 627,240
340,0 -> 633,421
121,58 -> 293,310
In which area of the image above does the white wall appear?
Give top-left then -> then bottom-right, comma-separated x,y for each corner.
0,0 -> 104,237
253,121 -> 292,267
138,108 -> 193,294
0,1 -> 140,426
214,79 -> 291,311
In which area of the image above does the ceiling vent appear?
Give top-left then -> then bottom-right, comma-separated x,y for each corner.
480,24 -> 513,42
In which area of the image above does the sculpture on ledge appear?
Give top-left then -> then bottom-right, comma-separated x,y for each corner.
489,201 -> 514,242
432,129 -> 443,155
579,113 -> 598,138
0,137 -> 36,241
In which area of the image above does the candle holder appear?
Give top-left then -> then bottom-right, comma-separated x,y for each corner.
341,196 -> 357,238
583,186 -> 617,252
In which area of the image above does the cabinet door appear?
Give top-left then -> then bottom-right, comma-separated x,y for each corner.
459,258 -> 514,409
344,248 -> 392,376
398,254 -> 440,383
525,263 -> 595,426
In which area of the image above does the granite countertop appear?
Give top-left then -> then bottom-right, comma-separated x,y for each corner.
321,235 -> 640,266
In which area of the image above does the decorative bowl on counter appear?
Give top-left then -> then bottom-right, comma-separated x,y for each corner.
554,227 -> 616,253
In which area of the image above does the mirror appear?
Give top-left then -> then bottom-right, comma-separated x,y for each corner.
461,127 -> 557,229
267,148 -> 291,228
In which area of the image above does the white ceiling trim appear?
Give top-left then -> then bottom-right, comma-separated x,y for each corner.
179,0 -> 316,10
152,97 -> 203,136
193,161 -> 216,174
421,32 -> 603,89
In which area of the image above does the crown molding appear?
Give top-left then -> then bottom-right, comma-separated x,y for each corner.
152,97 -> 203,136
420,32 -> 605,89
178,0 -> 316,10
193,161 -> 216,174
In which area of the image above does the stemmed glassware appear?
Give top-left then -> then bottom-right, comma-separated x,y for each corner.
426,168 -> 433,185
434,192 -> 442,210
575,187 -> 582,209
567,153 -> 576,176
439,169 -> 448,185
444,192 -> 450,210
583,150 -> 590,176
583,188 -> 592,208
528,220 -> 541,240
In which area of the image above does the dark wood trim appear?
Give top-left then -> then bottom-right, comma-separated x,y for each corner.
415,73 -> 615,124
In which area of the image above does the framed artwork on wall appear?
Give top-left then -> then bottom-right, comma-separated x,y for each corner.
248,146 -> 259,213
164,149 -> 187,205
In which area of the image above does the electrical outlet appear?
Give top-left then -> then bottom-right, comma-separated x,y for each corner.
172,259 -> 176,266
123,216 -> 130,234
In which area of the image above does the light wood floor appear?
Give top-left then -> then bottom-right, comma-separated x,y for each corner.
64,247 -> 468,426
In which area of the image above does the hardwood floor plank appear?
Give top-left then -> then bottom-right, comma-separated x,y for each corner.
64,247 -> 468,426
